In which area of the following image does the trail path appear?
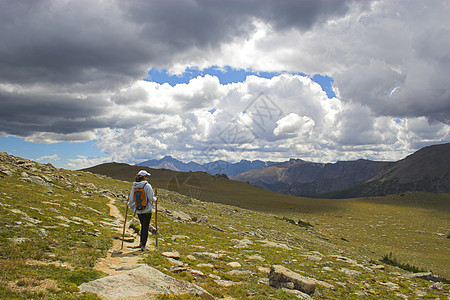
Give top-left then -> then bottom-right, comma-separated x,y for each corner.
95,196 -> 155,276
80,196 -> 212,299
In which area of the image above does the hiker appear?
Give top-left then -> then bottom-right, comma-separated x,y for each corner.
128,170 -> 156,251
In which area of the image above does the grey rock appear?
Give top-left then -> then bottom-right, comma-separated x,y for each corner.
186,255 -> 197,261
197,263 -> 214,269
171,235 -> 190,241
401,272 -> 443,282
301,254 -> 322,261
36,228 -> 48,238
429,282 -> 444,290
192,252 -> 225,259
340,267 -> 362,277
8,237 -> 29,243
0,170 -> 13,176
166,257 -> 184,267
188,269 -> 205,278
214,279 -> 241,287
258,239 -> 291,250
162,251 -> 181,259
246,254 -> 265,262
79,265 -> 213,299
227,270 -> 252,276
198,216 -> 209,223
269,265 -> 316,295
227,262 -> 242,268
281,287 -> 314,299
330,255 -> 358,265
172,211 -> 192,222
19,177 -> 32,183
231,238 -> 253,248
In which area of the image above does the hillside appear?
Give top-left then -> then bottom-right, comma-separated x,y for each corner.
1,152 -> 449,299
232,159 -> 392,196
322,143 -> 450,198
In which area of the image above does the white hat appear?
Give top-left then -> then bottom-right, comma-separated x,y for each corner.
137,170 -> 151,177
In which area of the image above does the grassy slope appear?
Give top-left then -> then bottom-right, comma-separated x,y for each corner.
86,162 -> 450,280
145,189 -> 450,299
0,155 -> 131,299
1,155 -> 449,298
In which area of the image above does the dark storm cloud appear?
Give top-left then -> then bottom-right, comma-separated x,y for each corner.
0,0 -> 356,139
0,89 -> 111,136
0,0 -> 354,85
0,0 -> 151,86
120,0 -> 353,50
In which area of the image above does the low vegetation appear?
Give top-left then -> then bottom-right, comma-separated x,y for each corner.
1,153 -> 449,298
381,253 -> 426,273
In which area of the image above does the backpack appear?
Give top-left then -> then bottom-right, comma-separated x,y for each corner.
134,182 -> 147,210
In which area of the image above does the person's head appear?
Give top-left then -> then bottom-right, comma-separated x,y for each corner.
135,170 -> 151,182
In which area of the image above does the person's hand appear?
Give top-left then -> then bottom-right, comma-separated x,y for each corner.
153,196 -> 157,202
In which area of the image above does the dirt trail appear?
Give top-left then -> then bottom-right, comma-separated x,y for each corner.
95,196 -> 155,276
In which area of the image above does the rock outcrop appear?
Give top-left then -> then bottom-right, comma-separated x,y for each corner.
79,265 -> 213,299
269,265 -> 316,295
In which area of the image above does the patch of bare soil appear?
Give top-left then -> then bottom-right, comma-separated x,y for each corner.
94,196 -> 155,276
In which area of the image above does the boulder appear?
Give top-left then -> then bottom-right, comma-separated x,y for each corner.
269,265 -> 316,295
79,265 -> 213,299
340,267 -> 362,277
401,272 -> 443,282
192,252 -> 225,260
227,262 -> 242,268
162,251 -> 181,259
172,211 -> 192,222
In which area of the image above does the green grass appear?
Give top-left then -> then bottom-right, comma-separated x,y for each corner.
137,189 -> 450,299
90,159 -> 450,281
0,155 -> 132,298
2,153 -> 450,299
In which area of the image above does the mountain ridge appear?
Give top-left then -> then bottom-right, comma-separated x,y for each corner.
135,142 -> 450,198
321,142 -> 450,198
136,156 -> 280,177
232,159 -> 393,196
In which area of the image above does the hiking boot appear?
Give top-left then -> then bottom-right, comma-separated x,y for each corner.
140,245 -> 147,251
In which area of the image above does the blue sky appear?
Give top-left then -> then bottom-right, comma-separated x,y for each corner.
0,137 -> 102,168
145,67 -> 336,98
0,0 -> 448,169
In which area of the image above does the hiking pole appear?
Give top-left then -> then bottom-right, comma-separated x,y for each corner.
121,202 -> 129,250
154,188 -> 158,247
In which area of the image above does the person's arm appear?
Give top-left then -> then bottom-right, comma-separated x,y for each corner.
128,186 -> 135,207
146,183 -> 154,204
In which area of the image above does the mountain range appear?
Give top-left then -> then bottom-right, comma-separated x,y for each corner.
232,158 -> 393,197
323,142 -> 450,198
136,143 -> 449,198
137,156 -> 279,177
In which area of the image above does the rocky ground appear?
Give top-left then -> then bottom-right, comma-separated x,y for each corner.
1,152 -> 449,299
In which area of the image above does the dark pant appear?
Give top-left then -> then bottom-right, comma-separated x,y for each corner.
138,212 -> 152,247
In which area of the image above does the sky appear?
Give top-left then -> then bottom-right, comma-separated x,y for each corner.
0,0 -> 449,170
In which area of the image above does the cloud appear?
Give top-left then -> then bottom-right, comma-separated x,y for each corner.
274,113 -> 315,138
0,0 -> 448,165
94,73 -> 449,164
36,154 -> 60,162
66,155 -> 112,170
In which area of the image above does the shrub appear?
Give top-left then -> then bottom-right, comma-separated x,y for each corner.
381,252 -> 425,273
274,216 -> 313,228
